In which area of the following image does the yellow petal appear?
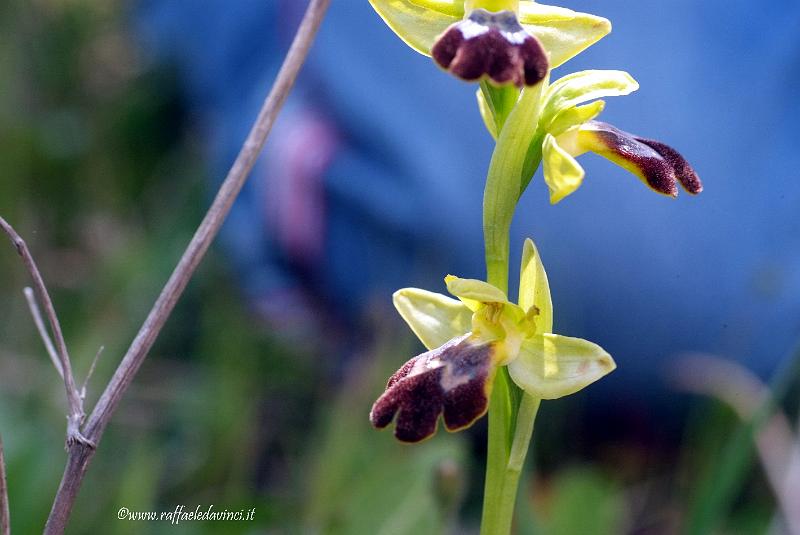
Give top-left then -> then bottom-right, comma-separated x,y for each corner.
541,70 -> 638,131
547,69 -> 638,97
507,334 -> 616,399
476,88 -> 499,140
548,100 -> 605,137
542,133 -> 585,204
465,0 -> 519,12
369,0 -> 610,67
445,275 -> 508,310
519,2 -> 611,68
393,288 -> 473,350
368,0 -> 462,56
518,238 -> 552,332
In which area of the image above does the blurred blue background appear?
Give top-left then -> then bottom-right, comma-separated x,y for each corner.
138,0 -> 800,390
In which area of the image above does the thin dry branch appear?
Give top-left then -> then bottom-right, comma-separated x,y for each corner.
24,287 -> 63,379
42,0 -> 330,532
0,218 -> 89,448
0,435 -> 10,535
80,346 -> 104,401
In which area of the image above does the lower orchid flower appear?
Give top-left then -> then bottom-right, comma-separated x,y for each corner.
370,238 -> 615,442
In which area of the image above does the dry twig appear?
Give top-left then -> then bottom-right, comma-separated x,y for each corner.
0,217 -> 90,449
79,346 -> 104,402
39,0 -> 331,532
0,435 -> 9,535
23,287 -> 63,379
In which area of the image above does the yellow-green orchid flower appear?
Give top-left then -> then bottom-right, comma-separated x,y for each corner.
370,238 -> 615,442
535,70 -> 704,202
367,0 -> 611,86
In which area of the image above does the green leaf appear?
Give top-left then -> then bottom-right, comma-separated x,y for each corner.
541,70 -> 638,131
519,2 -> 611,68
542,132 -> 586,204
393,288 -> 473,350
507,334 -> 615,399
518,238 -> 553,332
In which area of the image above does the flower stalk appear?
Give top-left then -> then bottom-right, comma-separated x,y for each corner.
483,80 -> 546,295
480,79 -> 544,534
366,1 -> 703,532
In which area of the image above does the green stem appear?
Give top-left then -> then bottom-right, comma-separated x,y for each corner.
482,390 -> 541,535
483,82 -> 545,294
497,394 -> 542,524
495,394 -> 541,533
480,80 -> 546,535
480,81 -> 519,135
508,394 -> 541,473
481,368 -> 514,534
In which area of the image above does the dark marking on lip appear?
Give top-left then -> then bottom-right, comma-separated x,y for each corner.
432,9 -> 548,88
582,121 -> 702,197
370,335 -> 497,443
636,137 -> 703,194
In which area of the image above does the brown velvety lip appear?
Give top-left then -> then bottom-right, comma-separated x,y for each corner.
432,9 -> 548,88
370,335 -> 496,443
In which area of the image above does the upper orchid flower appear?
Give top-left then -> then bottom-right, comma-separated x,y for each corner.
370,238 -> 615,442
368,0 -> 611,86
535,70 -> 704,202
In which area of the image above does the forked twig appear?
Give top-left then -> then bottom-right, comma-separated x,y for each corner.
24,287 -> 63,378
0,217 -> 91,449
41,0 -> 331,532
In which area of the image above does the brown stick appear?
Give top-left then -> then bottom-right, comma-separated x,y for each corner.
42,0 -> 330,532
79,346 -> 104,402
24,287 -> 64,379
0,435 -> 9,535
0,219 -> 89,448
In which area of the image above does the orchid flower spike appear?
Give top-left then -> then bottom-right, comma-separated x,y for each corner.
367,0 -> 611,87
370,238 -> 615,443
535,70 -> 703,202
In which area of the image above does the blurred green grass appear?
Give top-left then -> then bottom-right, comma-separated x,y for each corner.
0,1 -> 791,533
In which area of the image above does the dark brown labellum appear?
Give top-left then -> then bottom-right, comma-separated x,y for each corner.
432,9 -> 548,88
584,121 -> 703,196
370,335 -> 496,443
